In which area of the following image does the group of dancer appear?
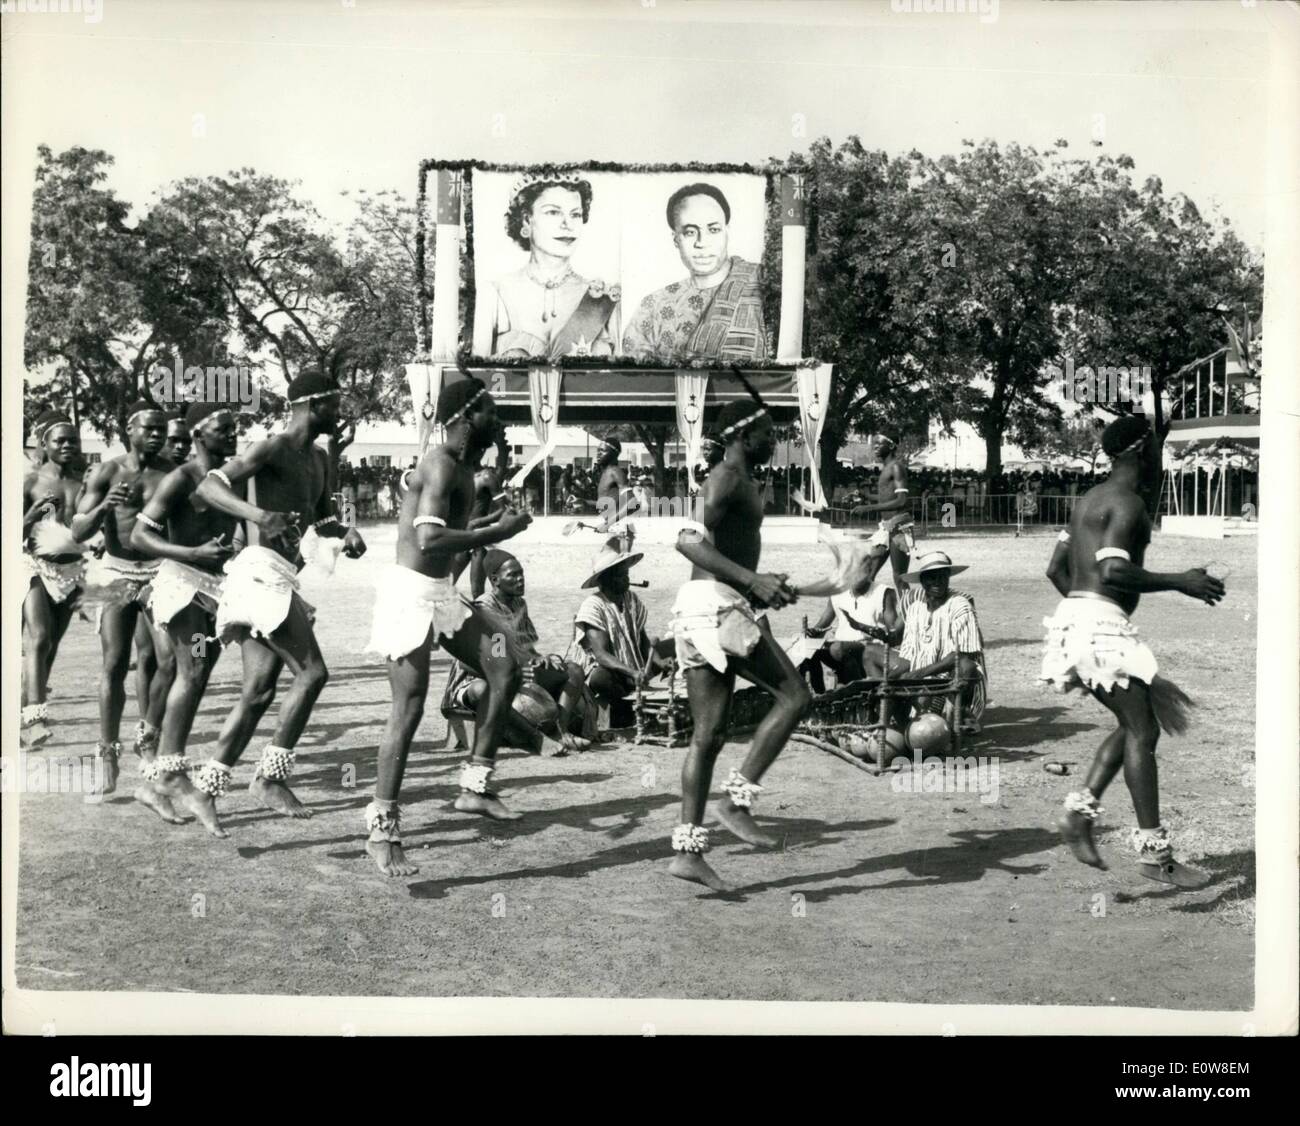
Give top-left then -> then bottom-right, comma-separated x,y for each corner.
21,374 -> 1222,892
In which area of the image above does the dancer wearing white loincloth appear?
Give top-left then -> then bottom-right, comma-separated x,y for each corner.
668,397 -> 812,893
849,435 -> 915,588
1041,415 -> 1224,889
72,400 -> 177,797
21,414 -> 88,747
363,377 -> 532,876
185,369 -> 367,836
128,401 -> 242,832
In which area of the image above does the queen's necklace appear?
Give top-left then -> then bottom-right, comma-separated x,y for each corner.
526,263 -> 577,324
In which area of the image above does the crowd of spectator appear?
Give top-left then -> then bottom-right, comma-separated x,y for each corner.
336,457 -> 411,520
334,453 -> 1109,525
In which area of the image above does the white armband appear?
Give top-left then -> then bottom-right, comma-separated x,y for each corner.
1095,547 -> 1131,563
893,488 -> 909,494
681,520 -> 712,543
413,516 -> 446,529
207,469 -> 232,488
136,512 -> 164,532
1057,530 -> 1071,544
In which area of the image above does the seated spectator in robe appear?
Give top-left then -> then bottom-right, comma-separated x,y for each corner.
564,538 -> 669,715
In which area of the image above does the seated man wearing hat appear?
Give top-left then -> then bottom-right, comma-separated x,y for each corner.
565,538 -> 666,718
446,549 -> 595,753
892,550 -> 987,734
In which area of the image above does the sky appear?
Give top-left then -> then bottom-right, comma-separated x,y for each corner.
2,0 -> 1293,417
1,0 -> 1284,242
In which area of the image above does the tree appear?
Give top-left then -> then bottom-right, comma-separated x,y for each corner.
327,189 -> 422,463
921,140 -> 1084,481
147,169 -> 348,385
1027,414 -> 1106,472
790,137 -> 966,497
1062,152 -> 1262,498
23,146 -> 190,441
148,175 -> 421,477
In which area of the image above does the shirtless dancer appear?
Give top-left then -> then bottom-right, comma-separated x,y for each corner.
668,400 -> 813,891
1042,415 -> 1223,888
190,370 -> 366,835
128,402 -> 240,833
364,377 -> 531,875
73,401 -> 178,795
128,412 -> 194,755
21,416 -> 87,746
466,423 -> 511,599
594,436 -> 638,550
850,435 -> 914,587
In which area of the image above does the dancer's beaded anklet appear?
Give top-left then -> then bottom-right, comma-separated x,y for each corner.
723,769 -> 762,810
193,760 -> 232,797
671,823 -> 709,854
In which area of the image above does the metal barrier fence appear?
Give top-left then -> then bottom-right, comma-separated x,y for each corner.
824,493 -> 1081,534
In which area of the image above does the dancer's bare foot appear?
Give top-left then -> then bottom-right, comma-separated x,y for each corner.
21,719 -> 52,748
366,839 -> 420,877
250,774 -> 313,819
90,745 -> 120,798
454,791 -> 522,821
131,784 -> 186,824
668,853 -> 736,893
160,776 -> 228,838
561,732 -> 591,753
1138,858 -> 1211,890
715,801 -> 780,849
1055,810 -> 1107,869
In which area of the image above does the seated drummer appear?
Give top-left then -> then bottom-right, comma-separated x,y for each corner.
564,538 -> 669,712
446,549 -> 595,753
891,550 -> 987,734
803,543 -> 903,685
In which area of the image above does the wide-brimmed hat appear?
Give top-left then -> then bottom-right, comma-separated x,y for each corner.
582,539 -> 644,589
900,550 -> 968,583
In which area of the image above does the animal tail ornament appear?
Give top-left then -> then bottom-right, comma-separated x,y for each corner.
301,526 -> 345,575
32,522 -> 88,557
790,487 -> 822,515
1150,675 -> 1194,736
793,526 -> 872,598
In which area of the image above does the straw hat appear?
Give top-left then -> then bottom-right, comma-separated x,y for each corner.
900,550 -> 969,583
582,538 -> 644,589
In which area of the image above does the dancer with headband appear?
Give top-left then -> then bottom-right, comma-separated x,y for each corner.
73,399 -> 177,798
128,401 -> 242,834
363,377 -> 532,876
188,369 -> 366,834
1041,414 -> 1224,888
668,391 -> 812,892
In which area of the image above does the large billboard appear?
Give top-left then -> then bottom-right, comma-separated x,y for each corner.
420,162 -> 795,367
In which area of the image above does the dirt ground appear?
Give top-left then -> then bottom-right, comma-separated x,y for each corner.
13,527 -> 1256,1009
